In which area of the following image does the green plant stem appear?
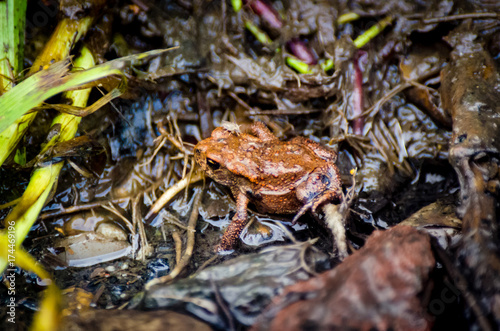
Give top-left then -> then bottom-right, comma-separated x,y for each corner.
0,0 -> 26,91
353,16 -> 393,49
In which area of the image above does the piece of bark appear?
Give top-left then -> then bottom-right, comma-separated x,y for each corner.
441,24 -> 500,328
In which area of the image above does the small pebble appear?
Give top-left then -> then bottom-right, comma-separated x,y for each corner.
105,266 -> 116,272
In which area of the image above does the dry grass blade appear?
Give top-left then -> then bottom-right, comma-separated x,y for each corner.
146,171 -> 204,221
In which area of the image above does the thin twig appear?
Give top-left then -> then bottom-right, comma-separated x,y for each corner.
132,196 -> 150,260
91,284 -> 106,307
298,238 -> 320,276
273,220 -> 300,244
421,12 -> 499,24
145,188 -> 203,289
228,91 -> 254,112
196,255 -> 219,273
359,65 -> 443,121
160,211 -> 193,231
145,171 -> 204,222
210,278 -> 235,331
282,239 -> 320,277
361,82 -> 411,118
139,135 -> 167,167
39,167 -> 173,220
39,198 -> 126,219
171,230 -> 183,266
244,108 -> 322,116
101,203 -> 135,235
184,157 -> 196,203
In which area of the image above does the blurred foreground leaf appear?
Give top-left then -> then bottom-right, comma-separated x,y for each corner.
0,233 -> 62,331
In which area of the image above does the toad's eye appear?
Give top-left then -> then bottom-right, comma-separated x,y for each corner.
207,158 -> 220,170
321,174 -> 330,185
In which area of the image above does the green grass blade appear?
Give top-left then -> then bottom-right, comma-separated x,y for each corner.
0,17 -> 93,166
0,49 -> 169,135
0,0 -> 26,81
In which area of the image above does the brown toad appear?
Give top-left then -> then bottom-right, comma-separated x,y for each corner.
194,122 -> 342,252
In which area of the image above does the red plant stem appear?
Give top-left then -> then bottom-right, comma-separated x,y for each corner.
287,38 -> 317,65
352,53 -> 365,135
245,0 -> 283,29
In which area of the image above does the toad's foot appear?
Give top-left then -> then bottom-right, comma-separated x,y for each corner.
216,191 -> 249,253
217,216 -> 247,253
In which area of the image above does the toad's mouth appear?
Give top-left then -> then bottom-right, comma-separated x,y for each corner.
292,190 -> 341,224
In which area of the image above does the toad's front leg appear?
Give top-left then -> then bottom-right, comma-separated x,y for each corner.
218,191 -> 249,253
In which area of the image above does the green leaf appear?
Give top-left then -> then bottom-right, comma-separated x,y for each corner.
0,49 -> 170,134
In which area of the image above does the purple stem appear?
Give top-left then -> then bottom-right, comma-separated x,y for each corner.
352,52 -> 366,135
244,0 -> 283,29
